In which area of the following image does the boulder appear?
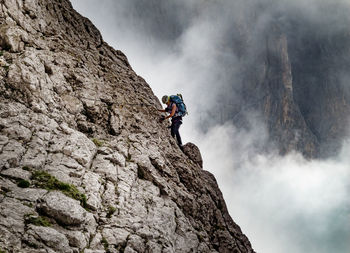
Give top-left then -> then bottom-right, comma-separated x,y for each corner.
38,191 -> 88,226
26,225 -> 72,253
182,142 -> 203,168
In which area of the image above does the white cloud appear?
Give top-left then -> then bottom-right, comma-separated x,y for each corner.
198,123 -> 350,252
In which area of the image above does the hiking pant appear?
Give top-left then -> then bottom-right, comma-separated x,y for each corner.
171,117 -> 182,146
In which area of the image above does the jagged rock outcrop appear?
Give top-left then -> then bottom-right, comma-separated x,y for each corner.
183,143 -> 203,169
0,1 -> 254,252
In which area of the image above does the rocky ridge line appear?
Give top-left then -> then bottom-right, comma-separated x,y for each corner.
0,0 -> 254,252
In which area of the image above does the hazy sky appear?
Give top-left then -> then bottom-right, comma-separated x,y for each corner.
71,1 -> 350,252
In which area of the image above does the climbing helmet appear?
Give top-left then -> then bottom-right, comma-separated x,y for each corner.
162,95 -> 169,104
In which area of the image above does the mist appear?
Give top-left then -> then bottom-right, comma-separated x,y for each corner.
198,123 -> 350,252
71,0 -> 350,252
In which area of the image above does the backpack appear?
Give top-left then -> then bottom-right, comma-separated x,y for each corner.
170,94 -> 188,117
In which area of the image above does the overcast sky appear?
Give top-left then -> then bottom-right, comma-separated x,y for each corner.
71,1 -> 350,252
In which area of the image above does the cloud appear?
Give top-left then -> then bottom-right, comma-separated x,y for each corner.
198,123 -> 350,253
70,0 -> 350,252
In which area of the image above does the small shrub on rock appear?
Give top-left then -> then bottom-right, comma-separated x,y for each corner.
101,237 -> 109,251
25,215 -> 51,227
17,179 -> 30,188
22,166 -> 32,171
106,206 -> 116,218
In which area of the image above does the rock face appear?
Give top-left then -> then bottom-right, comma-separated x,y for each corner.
0,1 -> 254,252
226,2 -> 350,158
239,23 -> 322,157
183,143 -> 203,168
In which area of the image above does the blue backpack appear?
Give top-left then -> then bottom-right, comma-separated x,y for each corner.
170,94 -> 188,117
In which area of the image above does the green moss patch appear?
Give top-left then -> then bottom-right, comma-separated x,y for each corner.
25,215 -> 51,227
31,171 -> 87,208
92,138 -> 104,147
101,237 -> 109,251
22,166 -> 32,171
106,206 -> 116,218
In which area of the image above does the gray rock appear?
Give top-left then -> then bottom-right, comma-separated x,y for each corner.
126,234 -> 145,252
0,167 -> 32,180
102,227 -> 130,246
38,191 -> 88,225
88,232 -> 104,250
84,250 -> 106,253
7,187 -> 47,202
64,230 -> 88,249
26,225 -> 72,253
0,25 -> 28,52
124,246 -> 138,253
146,241 -> 162,253
182,142 -> 203,168
82,171 -> 102,211
0,197 -> 32,234
0,225 -> 22,252
91,154 -> 118,182
61,130 -> 97,167
2,123 -> 32,141
0,140 -> 26,169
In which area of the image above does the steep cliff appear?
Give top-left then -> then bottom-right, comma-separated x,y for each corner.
191,0 -> 350,157
0,0 -> 254,252
236,20 -> 322,157
219,1 -> 350,158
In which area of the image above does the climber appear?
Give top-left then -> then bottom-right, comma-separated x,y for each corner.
158,95 -> 185,150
